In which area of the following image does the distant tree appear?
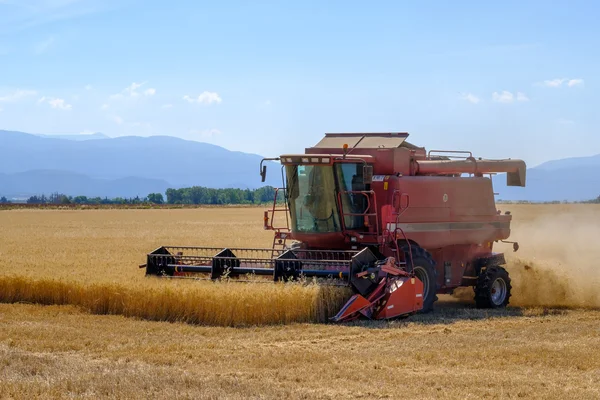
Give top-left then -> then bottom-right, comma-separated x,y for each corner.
73,196 -> 88,204
165,188 -> 183,204
20,186 -> 283,206
0,196 -> 9,203
48,192 -> 60,204
47,192 -> 70,204
27,195 -> 42,204
163,185 -> 279,205
147,193 -> 164,204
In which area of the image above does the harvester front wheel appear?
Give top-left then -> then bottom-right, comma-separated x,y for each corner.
475,266 -> 512,308
401,244 -> 438,313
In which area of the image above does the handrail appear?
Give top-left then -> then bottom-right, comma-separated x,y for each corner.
392,190 -> 410,218
336,190 -> 379,236
264,188 -> 290,232
390,190 -> 414,273
427,149 -> 473,159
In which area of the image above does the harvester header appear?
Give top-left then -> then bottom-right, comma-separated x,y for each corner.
142,132 -> 526,321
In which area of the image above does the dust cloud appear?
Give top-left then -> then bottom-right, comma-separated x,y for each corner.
499,208 -> 600,308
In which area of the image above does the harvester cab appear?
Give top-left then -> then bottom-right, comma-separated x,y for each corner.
141,132 -> 526,320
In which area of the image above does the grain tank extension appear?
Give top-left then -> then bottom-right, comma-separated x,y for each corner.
141,132 -> 526,321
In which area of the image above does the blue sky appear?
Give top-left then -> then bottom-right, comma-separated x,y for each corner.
0,0 -> 597,167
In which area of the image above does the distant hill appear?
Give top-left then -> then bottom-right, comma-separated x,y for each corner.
493,154 -> 600,202
0,170 -> 171,199
1,130 -> 597,202
33,132 -> 110,141
0,130 -> 280,198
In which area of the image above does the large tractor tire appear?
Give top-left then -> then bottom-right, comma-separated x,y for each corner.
400,244 -> 438,313
474,265 -> 512,308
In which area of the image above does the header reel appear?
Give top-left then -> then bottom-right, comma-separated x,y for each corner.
141,245 -> 424,321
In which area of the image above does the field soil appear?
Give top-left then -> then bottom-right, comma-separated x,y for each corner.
1,205 -> 599,399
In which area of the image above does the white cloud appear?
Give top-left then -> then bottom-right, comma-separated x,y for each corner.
80,130 -> 96,135
183,91 -> 222,105
100,103 -> 109,110
162,104 -> 173,109
190,128 -> 222,138
459,92 -> 480,104
542,78 -> 565,87
492,91 -> 514,103
567,79 -> 584,87
110,115 -> 124,125
124,82 -> 144,96
38,96 -> 72,110
492,91 -> 528,103
110,81 -> 155,99
539,78 -> 584,88
0,89 -> 37,102
84,84 -> 93,90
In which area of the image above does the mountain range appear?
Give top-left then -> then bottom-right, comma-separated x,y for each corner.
33,132 -> 110,141
0,130 -> 598,201
0,130 -> 280,199
493,154 -> 600,202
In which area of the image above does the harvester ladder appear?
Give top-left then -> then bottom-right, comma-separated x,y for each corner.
264,187 -> 291,257
388,190 -> 414,273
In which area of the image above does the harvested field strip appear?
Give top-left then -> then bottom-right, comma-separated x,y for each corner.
0,275 -> 352,326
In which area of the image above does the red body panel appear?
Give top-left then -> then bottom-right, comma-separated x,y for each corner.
373,276 -> 424,319
277,133 -> 524,293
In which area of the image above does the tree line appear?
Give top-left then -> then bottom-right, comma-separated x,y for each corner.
2,192 -> 599,206
165,186 -> 282,204
0,186 -> 284,205
582,195 -> 600,204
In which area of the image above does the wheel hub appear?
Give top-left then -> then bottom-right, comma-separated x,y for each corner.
490,278 -> 507,305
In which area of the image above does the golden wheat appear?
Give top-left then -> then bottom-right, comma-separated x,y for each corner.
0,275 -> 351,326
0,208 -> 357,326
1,205 -> 600,327
1,206 -> 600,399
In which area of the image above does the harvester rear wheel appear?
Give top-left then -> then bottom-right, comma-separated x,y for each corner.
400,244 -> 438,313
475,265 -> 512,308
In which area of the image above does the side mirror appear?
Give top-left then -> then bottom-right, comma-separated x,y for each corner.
363,165 -> 373,184
260,165 -> 267,182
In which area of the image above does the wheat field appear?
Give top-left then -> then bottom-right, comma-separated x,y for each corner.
1,205 -> 600,398
0,208 -> 351,325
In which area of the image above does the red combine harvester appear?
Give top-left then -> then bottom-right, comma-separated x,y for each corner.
142,133 -> 526,322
